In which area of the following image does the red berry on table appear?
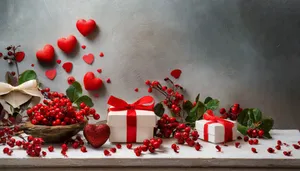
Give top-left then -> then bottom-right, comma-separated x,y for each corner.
7,150 -> 13,156
171,144 -> 177,150
157,138 -> 163,145
99,52 -> 104,57
247,129 -> 253,137
283,151 -> 292,156
106,78 -> 111,83
143,139 -> 150,146
298,141 -> 300,145
253,139 -> 259,145
104,149 -> 110,156
42,151 -> 47,156
216,145 -> 221,152
56,59 -> 61,64
251,130 -> 258,138
116,144 -> 122,149
81,45 -> 86,49
110,147 -> 117,153
258,129 -> 264,138
48,145 -> 54,152
61,143 -> 68,151
244,136 -> 249,142
235,142 -> 240,148
219,108 -> 226,114
267,147 -> 275,153
16,140 -> 22,146
27,135 -> 34,142
72,142 -> 79,149
277,140 -> 282,146
126,143 -> 132,149
148,146 -> 155,153
3,147 -> 9,154
275,145 -> 281,150
195,142 -> 201,151
93,113 -> 100,120
248,139 -> 254,145
153,141 -> 160,149
141,145 -> 148,152
251,147 -> 257,153
134,88 -> 139,92
293,144 -> 300,149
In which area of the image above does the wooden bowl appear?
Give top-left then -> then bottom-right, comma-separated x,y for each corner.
21,121 -> 87,143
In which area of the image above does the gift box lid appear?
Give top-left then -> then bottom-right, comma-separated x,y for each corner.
195,119 -> 237,136
107,109 -> 157,127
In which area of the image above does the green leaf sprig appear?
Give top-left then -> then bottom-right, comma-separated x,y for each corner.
66,81 -> 94,107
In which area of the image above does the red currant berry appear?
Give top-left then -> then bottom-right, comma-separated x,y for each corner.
174,132 -> 181,139
93,113 -> 100,120
251,147 -> 257,153
283,151 -> 292,156
275,145 -> 281,150
195,142 -> 201,151
3,147 -> 9,154
72,142 -> 79,149
141,145 -> 148,152
277,140 -> 282,146
184,127 -> 191,133
80,102 -> 86,109
251,129 -> 258,138
145,80 -> 151,85
171,144 -> 177,150
110,147 -> 117,153
67,76 -> 76,85
258,129 -> 264,138
116,144 -> 122,149
27,136 -> 34,142
148,87 -> 152,93
244,136 -> 249,142
148,146 -> 155,153
143,139 -> 150,146
104,149 -> 110,156
61,144 -> 68,151
293,144 -> 300,149
219,108 -> 226,114
215,145 -> 221,152
248,139 -> 254,145
126,143 -> 132,149
42,151 -> 47,156
267,147 -> 275,153
177,123 -> 186,130
235,142 -> 240,148
253,139 -> 259,145
153,141 -> 160,149
89,108 -> 96,115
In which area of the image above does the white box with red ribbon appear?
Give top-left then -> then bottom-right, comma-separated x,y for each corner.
195,110 -> 237,144
107,96 -> 157,143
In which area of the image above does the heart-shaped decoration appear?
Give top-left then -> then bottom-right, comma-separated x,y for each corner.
57,35 -> 77,54
45,69 -> 57,80
62,62 -> 73,73
170,69 -> 182,79
15,51 -> 25,62
83,124 -> 110,148
36,44 -> 55,63
76,19 -> 96,37
83,72 -> 103,91
83,53 -> 94,65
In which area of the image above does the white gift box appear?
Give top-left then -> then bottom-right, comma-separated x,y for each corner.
196,119 -> 237,143
107,109 -> 157,143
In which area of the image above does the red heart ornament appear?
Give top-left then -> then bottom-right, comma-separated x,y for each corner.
62,62 -> 73,73
76,19 -> 96,37
15,51 -> 25,62
83,53 -> 94,65
83,124 -> 110,148
36,44 -> 55,63
45,69 -> 57,80
170,69 -> 182,79
83,72 -> 103,91
57,35 -> 77,54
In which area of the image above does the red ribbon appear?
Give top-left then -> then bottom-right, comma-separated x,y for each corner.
107,96 -> 154,142
203,110 -> 234,143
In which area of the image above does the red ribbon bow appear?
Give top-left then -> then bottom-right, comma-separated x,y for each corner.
108,96 -> 154,142
203,110 -> 234,143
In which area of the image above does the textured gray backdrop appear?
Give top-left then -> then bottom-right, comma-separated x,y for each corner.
0,0 -> 299,129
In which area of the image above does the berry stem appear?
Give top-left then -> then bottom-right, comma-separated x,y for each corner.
12,46 -> 20,77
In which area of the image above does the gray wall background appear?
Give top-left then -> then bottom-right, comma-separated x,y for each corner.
0,0 -> 299,129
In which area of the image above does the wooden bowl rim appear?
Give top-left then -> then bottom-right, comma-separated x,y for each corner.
24,120 -> 87,129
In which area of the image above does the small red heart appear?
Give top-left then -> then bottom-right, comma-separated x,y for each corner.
36,44 -> 55,63
97,69 -> 102,73
99,52 -> 104,57
134,88 -> 139,92
62,62 -> 73,73
81,45 -> 86,49
45,69 -> 57,80
170,69 -> 182,79
83,124 -> 110,148
83,53 -> 94,65
106,78 -> 111,83
15,51 -> 25,62
83,72 -> 103,91
57,35 -> 77,54
76,19 -> 96,37
56,59 -> 61,64
31,64 -> 34,67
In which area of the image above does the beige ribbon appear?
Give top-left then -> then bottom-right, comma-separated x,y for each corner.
0,80 -> 43,108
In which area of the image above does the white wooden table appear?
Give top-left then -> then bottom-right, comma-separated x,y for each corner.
0,129 -> 299,171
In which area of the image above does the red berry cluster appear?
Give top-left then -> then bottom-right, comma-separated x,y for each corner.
133,138 -> 163,156
103,144 -> 121,156
156,114 -> 178,138
145,78 -> 184,116
0,126 -> 19,145
247,129 -> 264,138
248,138 -> 259,145
25,136 -> 47,157
27,88 -> 100,126
173,123 -> 199,147
219,103 -> 242,120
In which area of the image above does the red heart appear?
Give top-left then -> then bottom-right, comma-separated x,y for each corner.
15,51 -> 25,62
76,19 -> 96,37
83,72 -> 103,91
57,35 -> 77,54
83,53 -> 94,65
36,44 -> 55,63
83,124 -> 110,148
45,69 -> 57,80
62,62 -> 73,73
170,69 -> 182,79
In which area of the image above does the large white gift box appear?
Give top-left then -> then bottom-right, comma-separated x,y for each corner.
107,96 -> 157,143
196,113 -> 237,143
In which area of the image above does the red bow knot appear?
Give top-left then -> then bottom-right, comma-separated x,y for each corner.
107,96 -> 154,142
203,110 -> 234,143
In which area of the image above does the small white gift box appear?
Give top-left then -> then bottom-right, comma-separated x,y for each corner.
196,118 -> 237,144
107,96 -> 157,143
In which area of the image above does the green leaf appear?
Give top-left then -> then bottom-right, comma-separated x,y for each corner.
196,101 -> 205,120
153,103 -> 164,117
237,109 -> 249,126
205,99 -> 219,110
186,101 -> 205,122
252,108 -> 262,122
259,118 -> 274,133
195,94 -> 200,102
247,109 -> 254,126
5,72 -> 18,86
204,97 -> 213,104
18,70 -> 37,85
74,95 -> 94,107
263,132 -> 272,139
237,123 -> 248,135
183,100 -> 193,112
66,81 -> 82,102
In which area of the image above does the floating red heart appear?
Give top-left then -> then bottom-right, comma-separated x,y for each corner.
62,62 -> 73,73
45,69 -> 57,80
97,68 -> 102,73
170,69 -> 182,79
99,52 -> 104,57
83,72 -> 103,91
83,53 -> 94,65
134,88 -> 139,92
81,45 -> 86,49
56,59 -> 61,64
76,19 -> 96,37
57,35 -> 77,54
83,124 -> 110,148
15,51 -> 25,62
36,44 -> 55,63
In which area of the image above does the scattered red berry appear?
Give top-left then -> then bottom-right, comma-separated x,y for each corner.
298,141 -> 300,145
61,144 -> 68,151
3,147 -> 9,154
72,142 -> 79,149
116,144 -> 122,149
42,151 -> 47,156
97,69 -> 102,73
99,52 -> 104,57
56,59 -> 61,64
283,143 -> 289,147
81,45 -> 86,49
126,143 -> 132,149
244,136 -> 249,142
81,146 -> 87,153
48,145 -> 54,152
106,78 -> 111,83
219,108 -> 226,114
237,136 -> 242,140
275,145 -> 281,150
148,87 -> 152,93
110,147 -> 117,153
267,147 -> 275,153
293,144 -> 300,149
67,76 -> 76,85
235,142 -> 240,148
31,64 -> 34,67
134,88 -> 139,92
104,149 -> 110,156
277,140 -> 282,146
251,147 -> 257,153
258,130 -> 264,138
248,139 -> 254,145
215,145 -> 221,152
195,142 -> 201,151
283,151 -> 292,156
141,145 -> 148,152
